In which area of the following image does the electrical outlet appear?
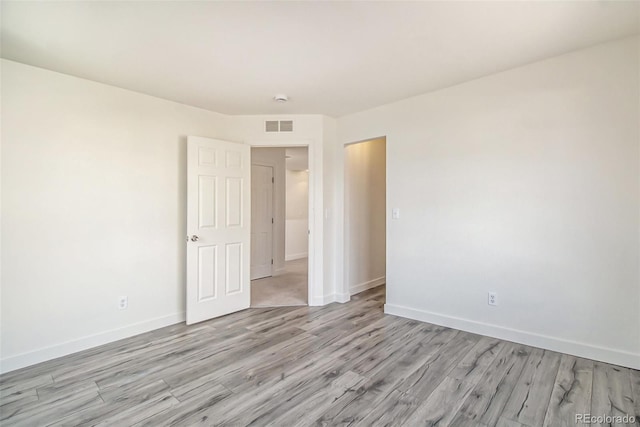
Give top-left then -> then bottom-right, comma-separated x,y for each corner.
118,296 -> 128,310
488,292 -> 498,306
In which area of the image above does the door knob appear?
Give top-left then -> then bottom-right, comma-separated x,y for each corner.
190,235 -> 199,242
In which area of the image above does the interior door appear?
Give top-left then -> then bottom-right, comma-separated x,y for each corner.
186,136 -> 250,325
251,164 -> 274,280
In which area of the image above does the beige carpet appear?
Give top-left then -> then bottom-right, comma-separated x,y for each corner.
250,258 -> 308,307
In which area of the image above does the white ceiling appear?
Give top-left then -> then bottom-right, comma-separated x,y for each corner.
2,1 -> 638,117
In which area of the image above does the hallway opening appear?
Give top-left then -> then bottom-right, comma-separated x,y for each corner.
344,137 -> 387,299
250,147 -> 309,307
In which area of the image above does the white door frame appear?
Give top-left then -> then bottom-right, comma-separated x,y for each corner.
248,139 -> 318,306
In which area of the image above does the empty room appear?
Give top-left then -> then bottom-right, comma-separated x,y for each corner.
1,1 -> 639,426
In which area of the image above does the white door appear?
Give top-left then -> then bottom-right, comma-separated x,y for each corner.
251,165 -> 274,280
186,136 -> 250,325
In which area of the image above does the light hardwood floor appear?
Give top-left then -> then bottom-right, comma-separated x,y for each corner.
1,286 -> 638,426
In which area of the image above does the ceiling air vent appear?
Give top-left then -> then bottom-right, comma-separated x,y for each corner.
264,120 -> 294,133
265,121 -> 279,132
279,120 -> 293,132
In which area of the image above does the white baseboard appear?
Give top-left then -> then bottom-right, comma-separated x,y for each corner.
310,276 -> 384,306
384,303 -> 640,370
309,294 -> 335,306
309,292 -> 351,306
285,252 -> 308,261
335,292 -> 350,303
350,276 -> 385,295
0,312 -> 186,374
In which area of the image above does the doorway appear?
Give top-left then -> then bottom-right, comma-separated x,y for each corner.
185,136 -> 319,326
344,137 -> 387,299
250,147 -> 309,307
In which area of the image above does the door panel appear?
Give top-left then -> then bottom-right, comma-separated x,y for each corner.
187,136 -> 250,325
198,176 -> 217,228
226,243 -> 243,294
250,164 -> 274,280
226,177 -> 243,227
197,245 -> 217,301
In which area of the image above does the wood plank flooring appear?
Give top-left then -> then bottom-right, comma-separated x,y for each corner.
1,286 -> 638,426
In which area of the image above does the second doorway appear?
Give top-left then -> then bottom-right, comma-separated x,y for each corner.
250,147 -> 309,307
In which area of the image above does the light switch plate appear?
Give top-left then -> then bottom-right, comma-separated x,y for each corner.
392,208 -> 400,219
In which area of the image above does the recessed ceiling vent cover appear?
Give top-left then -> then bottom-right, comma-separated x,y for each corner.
265,121 -> 279,132
279,120 -> 293,132
265,120 -> 294,133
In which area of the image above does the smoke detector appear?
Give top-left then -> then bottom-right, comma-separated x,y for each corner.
273,94 -> 288,103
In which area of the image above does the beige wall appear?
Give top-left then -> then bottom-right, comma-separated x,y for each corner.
344,138 -> 386,294
337,36 -> 640,369
251,147 -> 286,274
0,59 -> 234,369
285,169 -> 309,260
322,116 -> 339,301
